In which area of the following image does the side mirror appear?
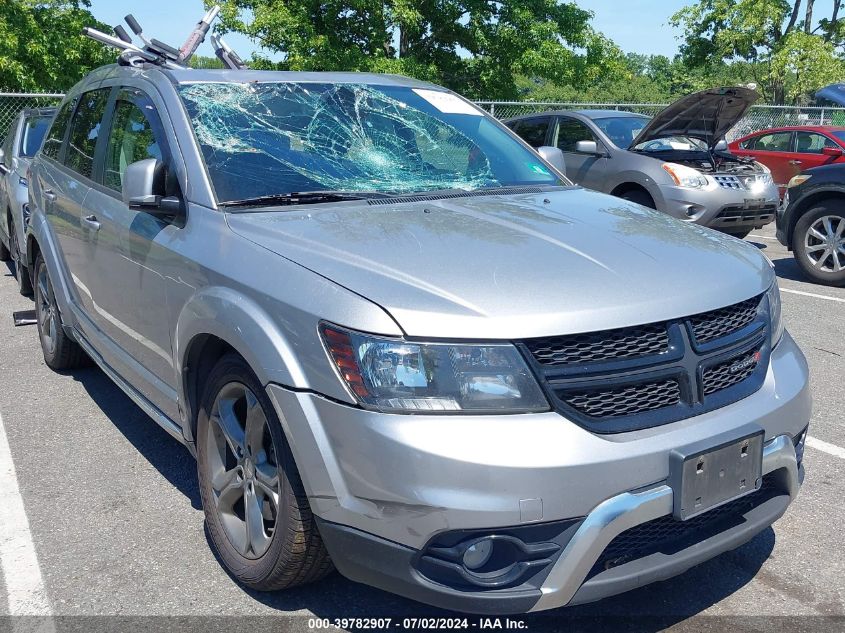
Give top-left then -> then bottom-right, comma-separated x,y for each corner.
714,139 -> 728,152
122,158 -> 182,216
0,148 -> 9,175
822,146 -> 843,157
575,140 -> 600,155
537,146 -> 567,176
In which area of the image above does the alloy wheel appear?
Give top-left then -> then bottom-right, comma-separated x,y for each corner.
804,215 -> 845,273
36,264 -> 58,356
204,382 -> 281,559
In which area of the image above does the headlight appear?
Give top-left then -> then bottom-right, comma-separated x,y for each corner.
766,281 -> 784,348
662,163 -> 709,189
787,174 -> 811,188
321,325 -> 549,413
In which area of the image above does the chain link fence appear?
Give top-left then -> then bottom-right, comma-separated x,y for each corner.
0,93 -> 64,136
4,92 -> 845,144
476,101 -> 845,141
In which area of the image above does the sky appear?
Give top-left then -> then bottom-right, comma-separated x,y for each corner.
84,0 -> 841,61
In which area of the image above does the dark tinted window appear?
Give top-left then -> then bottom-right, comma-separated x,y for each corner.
20,116 -> 53,157
752,132 -> 791,152
555,118 -> 598,152
42,99 -> 76,160
510,117 -> 550,148
64,89 -> 110,179
103,99 -> 164,192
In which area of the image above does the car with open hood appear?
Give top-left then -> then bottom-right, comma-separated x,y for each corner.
505,87 -> 779,238
25,64 -> 809,614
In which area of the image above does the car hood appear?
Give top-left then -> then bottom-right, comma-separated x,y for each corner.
631,87 -> 758,150
226,188 -> 773,339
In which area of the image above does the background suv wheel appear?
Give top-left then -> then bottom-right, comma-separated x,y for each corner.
196,353 -> 333,590
792,200 -> 845,287
9,218 -> 32,296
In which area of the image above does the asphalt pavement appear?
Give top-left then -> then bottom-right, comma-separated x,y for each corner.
0,222 -> 843,633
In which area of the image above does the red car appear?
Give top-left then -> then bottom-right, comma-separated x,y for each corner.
729,126 -> 845,194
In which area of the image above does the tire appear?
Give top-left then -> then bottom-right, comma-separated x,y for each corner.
33,254 -> 88,369
197,353 -> 333,591
0,234 -> 9,261
9,219 -> 32,296
618,188 -> 656,209
791,201 -> 845,287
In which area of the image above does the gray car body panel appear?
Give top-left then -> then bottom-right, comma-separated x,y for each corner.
25,64 -> 810,612
505,109 -> 780,229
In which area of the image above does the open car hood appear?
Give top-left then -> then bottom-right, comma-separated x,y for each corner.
630,87 -> 758,150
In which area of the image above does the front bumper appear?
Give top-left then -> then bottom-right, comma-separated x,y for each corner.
656,182 -> 779,231
266,331 -> 810,613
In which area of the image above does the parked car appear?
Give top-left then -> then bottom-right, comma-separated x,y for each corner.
26,64 -> 809,614
505,87 -> 780,239
777,163 -> 845,286
0,107 -> 56,295
729,126 -> 845,195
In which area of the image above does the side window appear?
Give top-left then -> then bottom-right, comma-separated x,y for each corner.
795,132 -> 838,154
103,96 -> 164,193
739,136 -> 757,150
753,132 -> 792,152
555,118 -> 597,152
64,89 -> 110,179
510,117 -> 550,148
42,99 -> 76,160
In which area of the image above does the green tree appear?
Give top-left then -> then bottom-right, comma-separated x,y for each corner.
670,0 -> 845,104
0,0 -> 113,92
210,0 -> 625,99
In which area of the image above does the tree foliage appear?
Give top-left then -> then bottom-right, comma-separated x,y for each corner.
0,0 -> 113,92
210,0 -> 626,99
670,0 -> 845,104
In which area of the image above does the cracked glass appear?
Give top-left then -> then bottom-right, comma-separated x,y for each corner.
178,82 -> 564,204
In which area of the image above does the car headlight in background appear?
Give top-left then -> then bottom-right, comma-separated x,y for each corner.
787,174 -> 811,189
766,281 -> 784,348
18,176 -> 28,187
662,162 -> 709,189
321,325 -> 549,413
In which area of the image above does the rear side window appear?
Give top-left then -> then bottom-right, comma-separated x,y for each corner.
103,98 -> 164,192
64,89 -> 110,179
20,116 -> 53,158
42,99 -> 76,160
510,117 -> 550,148
555,118 -> 597,152
751,132 -> 791,152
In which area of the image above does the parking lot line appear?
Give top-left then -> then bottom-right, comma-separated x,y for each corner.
806,436 -> 845,460
0,410 -> 53,620
781,288 -> 845,303
749,234 -> 779,241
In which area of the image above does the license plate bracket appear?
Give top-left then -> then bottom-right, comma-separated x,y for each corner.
669,425 -> 764,520
744,197 -> 766,208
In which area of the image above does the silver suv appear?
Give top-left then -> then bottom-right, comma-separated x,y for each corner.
27,65 -> 810,614
0,107 -> 56,295
505,88 -> 780,239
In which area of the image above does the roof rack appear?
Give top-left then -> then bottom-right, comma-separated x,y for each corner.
82,5 -> 247,71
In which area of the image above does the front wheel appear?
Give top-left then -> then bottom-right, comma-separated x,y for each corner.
34,255 -> 88,369
792,201 -> 845,287
618,188 -> 656,209
196,354 -> 333,590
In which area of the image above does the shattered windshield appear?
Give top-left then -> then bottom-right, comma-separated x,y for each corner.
178,82 -> 564,204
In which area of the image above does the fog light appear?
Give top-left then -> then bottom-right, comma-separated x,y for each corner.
462,539 -> 493,570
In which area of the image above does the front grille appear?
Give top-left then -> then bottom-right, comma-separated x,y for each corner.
563,379 -> 680,418
520,294 -> 767,432
713,175 -> 743,190
589,474 -> 779,578
524,323 -> 668,366
703,346 -> 762,395
715,204 -> 777,225
689,296 -> 760,344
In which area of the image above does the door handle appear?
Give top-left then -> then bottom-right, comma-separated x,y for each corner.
788,159 -> 803,165
43,189 -> 57,201
82,215 -> 101,231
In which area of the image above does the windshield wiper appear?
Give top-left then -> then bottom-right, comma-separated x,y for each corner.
219,190 -> 394,208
